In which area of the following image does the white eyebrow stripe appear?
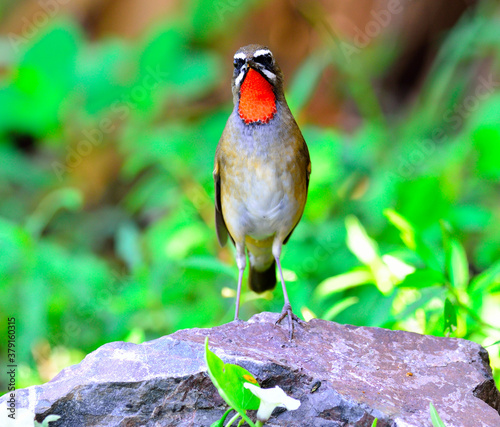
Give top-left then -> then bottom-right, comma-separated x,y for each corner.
254,49 -> 272,57
260,68 -> 276,81
234,52 -> 246,60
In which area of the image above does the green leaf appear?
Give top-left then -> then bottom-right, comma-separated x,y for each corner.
441,221 -> 469,290
384,209 -> 441,271
371,419 -> 378,427
449,242 -> 469,290
323,297 -> 359,321
469,260 -> 500,294
345,216 -> 393,294
0,21 -> 81,137
398,269 -> 446,289
429,403 -> 446,427
36,415 -> 61,427
394,287 -> 446,322
485,340 -> 500,348
346,215 -> 379,265
315,268 -> 373,297
443,298 -> 457,336
205,338 -> 259,427
470,94 -> 500,180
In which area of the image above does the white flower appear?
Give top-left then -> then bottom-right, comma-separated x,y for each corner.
243,383 -> 300,422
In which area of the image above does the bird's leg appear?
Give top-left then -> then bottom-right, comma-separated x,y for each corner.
273,241 -> 300,340
234,244 -> 246,321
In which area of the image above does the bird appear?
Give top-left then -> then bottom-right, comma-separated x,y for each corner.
214,44 -> 311,339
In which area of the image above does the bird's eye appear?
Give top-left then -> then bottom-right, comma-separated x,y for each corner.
233,58 -> 244,69
254,54 -> 273,68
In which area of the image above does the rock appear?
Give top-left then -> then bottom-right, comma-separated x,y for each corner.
2,312 -> 499,426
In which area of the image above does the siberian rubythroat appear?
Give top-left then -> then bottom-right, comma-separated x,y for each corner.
214,45 -> 311,339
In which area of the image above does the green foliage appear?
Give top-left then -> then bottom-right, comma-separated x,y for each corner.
429,403 -> 446,427
205,338 -> 259,427
36,415 -> 61,427
367,403 -> 447,427
210,409 -> 232,427
318,210 -> 500,352
0,0 -> 499,393
205,338 -> 301,426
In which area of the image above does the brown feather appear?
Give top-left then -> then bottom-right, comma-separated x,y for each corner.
213,161 -> 230,247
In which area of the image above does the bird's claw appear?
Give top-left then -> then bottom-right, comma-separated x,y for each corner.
276,303 -> 300,340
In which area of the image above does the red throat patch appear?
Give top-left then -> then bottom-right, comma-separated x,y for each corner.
238,68 -> 277,124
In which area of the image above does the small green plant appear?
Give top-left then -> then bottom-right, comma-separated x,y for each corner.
369,403 -> 446,427
430,403 -> 446,427
0,402 -> 60,427
35,415 -> 61,427
205,336 -> 451,426
204,337 -> 300,426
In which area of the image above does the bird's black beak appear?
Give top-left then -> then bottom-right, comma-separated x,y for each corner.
246,59 -> 258,69
245,60 -> 273,84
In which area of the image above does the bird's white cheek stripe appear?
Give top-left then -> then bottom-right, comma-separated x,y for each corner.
254,49 -> 272,58
260,68 -> 276,82
235,69 -> 246,87
234,52 -> 246,60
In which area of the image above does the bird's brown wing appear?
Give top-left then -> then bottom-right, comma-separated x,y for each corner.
213,160 -> 230,247
283,139 -> 311,245
305,144 -> 311,190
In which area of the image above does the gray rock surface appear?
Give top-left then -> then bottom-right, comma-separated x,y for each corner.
2,312 -> 499,426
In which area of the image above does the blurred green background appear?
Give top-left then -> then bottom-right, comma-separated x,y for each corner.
0,0 -> 499,391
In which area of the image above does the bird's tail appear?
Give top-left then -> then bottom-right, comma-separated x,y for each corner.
249,260 -> 276,293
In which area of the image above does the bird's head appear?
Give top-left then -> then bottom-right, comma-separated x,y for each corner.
231,45 -> 284,125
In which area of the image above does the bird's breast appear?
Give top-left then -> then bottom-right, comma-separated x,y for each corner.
222,150 -> 301,240
244,165 -> 291,238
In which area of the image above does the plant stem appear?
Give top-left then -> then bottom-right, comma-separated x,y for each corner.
225,413 -> 241,427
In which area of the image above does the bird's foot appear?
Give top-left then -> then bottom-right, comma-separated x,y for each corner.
276,303 -> 301,341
